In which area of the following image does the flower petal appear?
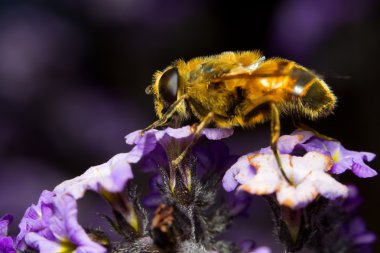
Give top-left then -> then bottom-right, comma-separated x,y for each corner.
161,126 -> 193,139
295,133 -> 377,178
223,154 -> 255,192
250,246 -> 272,253
229,152 -> 347,209
54,153 -> 133,199
25,194 -> 106,253
276,180 -> 318,209
277,133 -> 308,154
16,191 -> 56,250
0,214 -> 13,236
25,232 -> 61,253
0,236 -> 16,253
201,128 -> 234,140
351,158 -> 377,178
126,133 -> 158,163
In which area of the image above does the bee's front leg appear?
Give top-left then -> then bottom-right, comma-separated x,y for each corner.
171,112 -> 215,167
143,96 -> 187,132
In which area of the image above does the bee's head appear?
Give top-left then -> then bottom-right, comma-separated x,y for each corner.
146,66 -> 180,118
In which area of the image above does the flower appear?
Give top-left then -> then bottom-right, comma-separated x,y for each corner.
258,131 -> 314,155
341,187 -> 376,250
343,217 -> 377,252
125,126 -> 234,167
249,247 -> 271,253
192,139 -> 238,177
228,191 -> 252,217
240,240 -> 271,253
223,153 -> 256,192
126,126 -> 234,200
0,214 -> 16,253
24,194 -> 106,253
0,214 -> 12,238
268,130 -> 377,178
297,136 -> 377,178
223,152 -> 349,209
311,185 -> 376,252
142,139 -> 238,209
54,153 -> 133,199
142,174 -> 163,208
335,185 -> 376,251
16,190 -> 56,250
340,185 -> 363,213
0,236 -> 15,253
133,127 -> 236,208
53,152 -> 143,233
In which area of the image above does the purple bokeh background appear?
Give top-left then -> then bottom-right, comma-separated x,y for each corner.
0,0 -> 379,252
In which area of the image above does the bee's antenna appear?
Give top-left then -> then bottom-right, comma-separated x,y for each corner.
328,74 -> 351,80
316,71 -> 351,80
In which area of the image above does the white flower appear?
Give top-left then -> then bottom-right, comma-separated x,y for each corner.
228,151 -> 348,209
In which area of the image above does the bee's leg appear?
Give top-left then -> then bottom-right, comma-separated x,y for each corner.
143,95 -> 187,132
270,103 -> 291,184
293,121 -> 336,141
172,112 -> 214,167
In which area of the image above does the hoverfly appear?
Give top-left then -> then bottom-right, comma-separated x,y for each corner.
145,51 -> 336,181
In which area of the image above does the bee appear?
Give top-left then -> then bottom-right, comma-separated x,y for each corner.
145,51 -> 336,180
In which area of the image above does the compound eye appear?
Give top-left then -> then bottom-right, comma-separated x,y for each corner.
158,67 -> 178,104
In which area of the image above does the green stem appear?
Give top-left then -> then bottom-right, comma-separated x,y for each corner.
282,207 -> 302,245
101,190 -> 139,233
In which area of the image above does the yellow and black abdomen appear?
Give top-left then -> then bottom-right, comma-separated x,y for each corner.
281,64 -> 336,120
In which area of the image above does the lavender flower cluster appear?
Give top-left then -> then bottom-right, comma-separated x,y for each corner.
0,126 -> 377,253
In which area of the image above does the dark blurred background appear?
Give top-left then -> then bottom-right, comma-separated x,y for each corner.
0,0 -> 379,252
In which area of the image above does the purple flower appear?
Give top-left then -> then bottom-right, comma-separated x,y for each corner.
343,217 -> 376,252
137,144 -> 168,173
339,185 -> 363,213
228,191 -> 252,217
54,153 -> 133,199
130,127 -> 235,208
223,152 -> 348,209
0,214 -> 12,238
142,139 -> 238,209
24,194 -> 106,253
16,190 -> 56,250
339,185 -> 376,252
240,240 -> 271,253
125,129 -> 159,164
312,184 -> 376,252
261,130 -> 377,178
0,236 -> 15,253
192,139 -> 238,177
297,137 -> 377,178
142,174 -> 163,208
0,214 -> 16,253
125,126 -> 234,166
126,126 -> 234,194
54,153 -> 141,233
248,247 -> 271,253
